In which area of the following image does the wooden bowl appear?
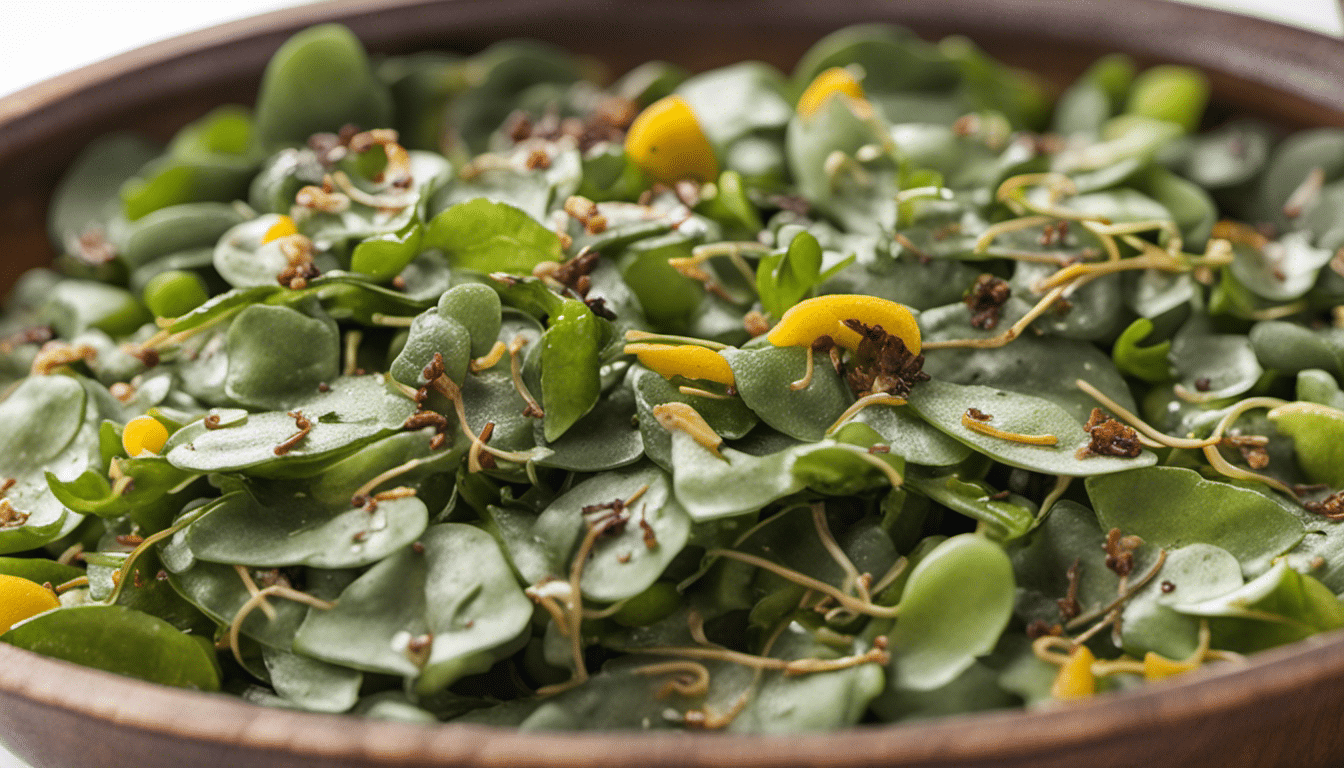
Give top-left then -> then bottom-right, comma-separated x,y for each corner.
3,1 -> 1344,766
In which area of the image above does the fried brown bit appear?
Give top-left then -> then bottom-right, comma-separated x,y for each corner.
512,96 -> 637,152
203,414 -> 223,430
1224,434 -> 1271,470
276,235 -> 320,290
562,196 -> 608,235
965,407 -> 992,422
1160,580 -> 1176,594
963,274 -> 1012,330
582,498 -> 630,537
1194,376 -> 1212,392
422,352 -> 446,383
273,411 -> 313,456
1077,408 -> 1143,459
841,320 -> 931,399
0,499 -> 29,529
551,250 -> 601,299
743,310 -> 770,337
109,382 -> 135,403
0,325 -> 53,354
1057,558 -> 1082,622
639,516 -> 658,550
115,534 -> 145,547
0,478 -> 16,496
1304,491 -> 1344,521
1103,528 -> 1143,577
1039,220 -> 1069,247
1026,619 -> 1063,639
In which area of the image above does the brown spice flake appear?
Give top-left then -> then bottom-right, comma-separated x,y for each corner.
963,274 -> 1012,330
1026,619 -> 1063,639
1057,558 -> 1082,622
1103,528 -> 1143,577
1077,408 -> 1143,459
1224,434 -> 1271,470
841,320 -> 931,399
965,407 -> 992,422
1304,491 -> 1344,521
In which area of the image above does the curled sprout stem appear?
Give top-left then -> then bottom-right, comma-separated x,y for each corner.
677,385 -> 734,400
811,502 -> 868,603
469,341 -> 508,373
631,639 -> 889,676
508,334 -> 544,418
54,576 -> 89,594
342,330 -> 362,377
960,410 -> 1058,446
1075,379 -> 1219,449
790,346 -> 815,391
233,564 -> 276,621
706,549 -> 901,618
369,313 -> 416,328
922,283 -> 1070,350
1065,549 -> 1169,632
227,585 -> 335,667
973,215 -> 1055,255
633,661 -> 712,698
104,507 -> 209,605
1038,475 -> 1073,521
826,393 -> 908,435
430,374 -> 544,468
688,241 -> 767,287
351,458 -> 426,501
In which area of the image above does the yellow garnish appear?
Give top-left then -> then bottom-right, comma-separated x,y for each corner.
766,294 -> 921,354
0,574 -> 61,633
652,402 -> 724,458
624,95 -> 719,184
797,67 -> 866,119
626,343 -> 735,385
1143,651 -> 1199,681
261,214 -> 299,244
1050,645 -> 1097,700
122,415 -> 170,457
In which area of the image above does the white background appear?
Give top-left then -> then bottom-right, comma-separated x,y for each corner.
0,1 -> 1341,766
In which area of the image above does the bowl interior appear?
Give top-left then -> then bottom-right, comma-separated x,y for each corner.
2,2 -> 1344,768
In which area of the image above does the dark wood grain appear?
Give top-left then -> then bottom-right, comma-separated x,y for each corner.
2,1 -> 1344,766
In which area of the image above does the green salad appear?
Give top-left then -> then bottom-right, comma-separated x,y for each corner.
2,22 -> 1344,731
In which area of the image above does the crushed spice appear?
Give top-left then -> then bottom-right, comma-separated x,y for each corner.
964,274 -> 1012,330
1103,528 -> 1143,577
1304,491 -> 1344,521
841,320 -> 930,399
1078,408 -> 1143,458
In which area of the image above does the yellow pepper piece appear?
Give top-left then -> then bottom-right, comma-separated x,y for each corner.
626,343 -> 735,385
797,67 -> 866,119
0,574 -> 61,634
261,214 -> 299,244
122,415 -> 170,457
624,95 -> 719,184
1050,645 -> 1097,700
1143,651 -> 1199,681
767,294 -> 921,354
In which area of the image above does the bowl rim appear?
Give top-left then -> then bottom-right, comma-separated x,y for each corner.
5,630 -> 1344,765
3,0 -> 1344,765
